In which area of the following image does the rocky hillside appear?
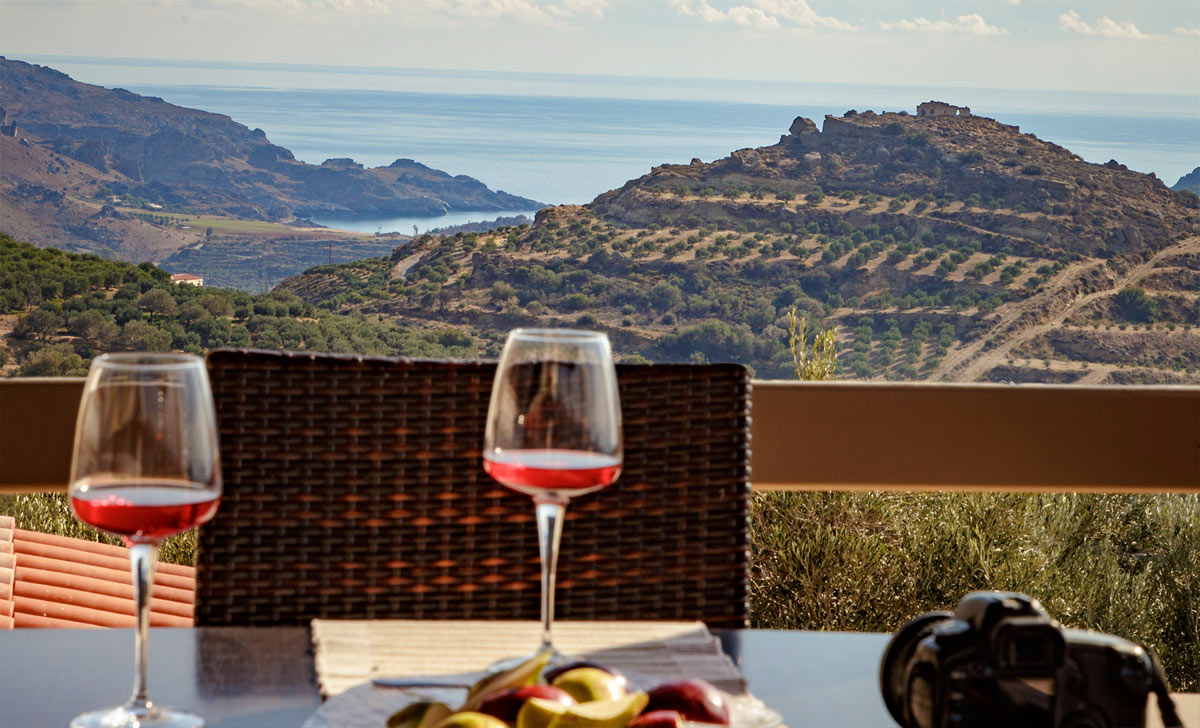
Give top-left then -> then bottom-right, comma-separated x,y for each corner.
278,108 -> 1200,384
1174,167 -> 1200,195
595,111 -> 1194,257
0,58 -> 540,221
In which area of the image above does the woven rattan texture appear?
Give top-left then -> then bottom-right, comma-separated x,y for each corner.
197,349 -> 750,628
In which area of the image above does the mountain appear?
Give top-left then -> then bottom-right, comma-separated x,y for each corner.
0,58 -> 541,219
594,110 -> 1195,257
277,107 -> 1200,384
1173,167 -> 1200,195
0,57 -> 542,272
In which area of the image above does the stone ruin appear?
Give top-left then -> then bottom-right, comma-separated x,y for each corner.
917,101 -> 971,118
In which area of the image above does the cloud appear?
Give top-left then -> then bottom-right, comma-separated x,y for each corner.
1058,9 -> 1161,40
1172,26 -> 1200,38
1058,9 -> 1092,34
1093,15 -> 1157,40
727,6 -> 779,29
548,0 -> 607,19
668,0 -> 855,31
879,13 -> 1007,36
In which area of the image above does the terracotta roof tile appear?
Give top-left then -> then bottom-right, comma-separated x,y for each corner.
0,515 -> 196,629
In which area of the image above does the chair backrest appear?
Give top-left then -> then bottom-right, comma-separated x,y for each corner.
196,349 -> 751,627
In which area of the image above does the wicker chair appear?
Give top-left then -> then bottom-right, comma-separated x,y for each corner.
196,349 -> 751,628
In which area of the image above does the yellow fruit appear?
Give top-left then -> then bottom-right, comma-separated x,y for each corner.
431,711 -> 509,728
533,692 -> 650,728
550,667 -> 626,703
462,651 -> 553,712
386,701 -> 453,728
516,696 -> 571,728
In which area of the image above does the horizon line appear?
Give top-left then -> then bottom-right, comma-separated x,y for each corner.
11,52 -> 1197,104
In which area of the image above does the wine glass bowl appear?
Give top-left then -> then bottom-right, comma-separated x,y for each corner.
69,353 -> 221,728
484,329 -> 622,663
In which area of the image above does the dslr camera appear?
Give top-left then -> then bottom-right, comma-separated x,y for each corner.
879,591 -> 1181,728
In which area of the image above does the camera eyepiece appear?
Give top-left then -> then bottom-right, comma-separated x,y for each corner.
991,617 -> 1065,674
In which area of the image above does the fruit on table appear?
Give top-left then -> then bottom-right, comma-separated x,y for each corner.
627,710 -> 684,728
551,667 -> 627,703
430,711 -> 509,728
387,701 -> 453,728
478,685 -> 576,724
517,691 -> 650,728
644,680 -> 730,725
462,651 -> 553,712
543,661 -> 628,691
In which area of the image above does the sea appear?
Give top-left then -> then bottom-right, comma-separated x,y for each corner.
21,56 -> 1200,235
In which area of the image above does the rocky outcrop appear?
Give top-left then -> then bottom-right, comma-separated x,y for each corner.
788,116 -> 818,136
1173,167 -> 1200,195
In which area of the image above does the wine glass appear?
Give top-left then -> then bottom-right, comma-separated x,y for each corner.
69,353 -> 222,728
484,329 -> 622,665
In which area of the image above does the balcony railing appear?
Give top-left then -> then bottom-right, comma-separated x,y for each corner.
3,377 -> 1198,493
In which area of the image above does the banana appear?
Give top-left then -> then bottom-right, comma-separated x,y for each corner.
386,701 -> 454,728
461,651 -> 553,713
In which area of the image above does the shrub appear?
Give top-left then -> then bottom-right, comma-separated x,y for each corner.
904,131 -> 931,147
750,492 -> 1200,690
1021,164 -> 1044,176
560,293 -> 592,312
1113,287 -> 1158,323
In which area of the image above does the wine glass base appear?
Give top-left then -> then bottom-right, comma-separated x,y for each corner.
71,705 -> 205,728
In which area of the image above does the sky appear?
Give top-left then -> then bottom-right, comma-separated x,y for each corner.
1,1 -> 1198,96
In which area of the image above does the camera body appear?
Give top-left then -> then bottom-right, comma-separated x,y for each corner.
880,591 -> 1156,728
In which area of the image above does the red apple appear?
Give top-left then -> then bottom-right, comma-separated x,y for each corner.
645,680 -> 730,725
629,709 -> 685,728
477,684 -> 575,724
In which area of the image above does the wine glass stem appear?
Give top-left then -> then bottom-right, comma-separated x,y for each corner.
534,498 -> 566,653
127,542 -> 159,712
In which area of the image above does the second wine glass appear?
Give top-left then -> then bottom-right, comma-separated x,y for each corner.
483,329 -> 622,665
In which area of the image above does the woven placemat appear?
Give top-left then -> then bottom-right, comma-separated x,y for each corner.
312,620 -> 747,698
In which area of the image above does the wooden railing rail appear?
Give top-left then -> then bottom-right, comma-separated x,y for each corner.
2,377 -> 1198,493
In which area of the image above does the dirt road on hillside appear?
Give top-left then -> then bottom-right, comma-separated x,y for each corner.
933,236 -> 1200,381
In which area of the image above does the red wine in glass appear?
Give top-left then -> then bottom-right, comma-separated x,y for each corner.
71,480 -> 220,543
484,449 -> 621,499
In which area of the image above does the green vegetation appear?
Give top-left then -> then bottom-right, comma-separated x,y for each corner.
1,235 -> 482,375
126,210 -> 317,237
295,211 -> 1044,379
750,491 -> 1200,691
1113,286 -> 1159,323
787,309 -> 837,381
